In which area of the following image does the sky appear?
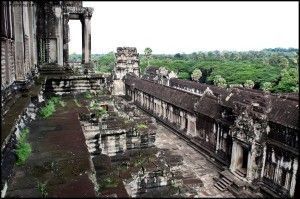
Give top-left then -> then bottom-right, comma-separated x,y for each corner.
68,1 -> 299,55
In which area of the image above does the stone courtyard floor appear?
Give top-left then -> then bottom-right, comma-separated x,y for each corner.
153,124 -> 234,197
5,93 -> 234,198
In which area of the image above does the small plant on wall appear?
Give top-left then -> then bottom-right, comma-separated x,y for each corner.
37,181 -> 48,198
136,123 -> 148,130
15,128 -> 32,165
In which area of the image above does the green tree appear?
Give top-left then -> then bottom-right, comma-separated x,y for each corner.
213,75 -> 227,88
274,68 -> 299,92
191,69 -> 202,82
144,47 -> 152,66
95,52 -> 115,73
268,55 -> 289,68
244,80 -> 255,89
261,82 -> 273,92
178,72 -> 190,79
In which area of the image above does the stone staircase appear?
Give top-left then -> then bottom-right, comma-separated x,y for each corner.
214,176 -> 233,191
235,169 -> 247,178
44,77 -> 104,94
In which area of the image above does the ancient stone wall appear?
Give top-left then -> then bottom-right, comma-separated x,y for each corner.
112,47 -> 139,95
1,1 -> 38,119
124,74 -> 299,197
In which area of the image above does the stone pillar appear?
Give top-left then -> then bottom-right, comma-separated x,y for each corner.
187,114 -> 197,137
13,4 -> 25,80
63,13 -> 69,66
169,106 -> 173,123
82,11 -> 91,65
230,140 -> 242,173
215,123 -> 219,152
158,101 -> 162,117
23,5 -> 30,75
162,103 -> 166,118
180,111 -> 186,130
141,92 -> 144,106
289,157 -> 298,197
260,145 -> 267,178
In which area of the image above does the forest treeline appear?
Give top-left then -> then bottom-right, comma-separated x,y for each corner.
69,48 -> 299,93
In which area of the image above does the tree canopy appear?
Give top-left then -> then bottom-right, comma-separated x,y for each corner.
70,47 -> 298,93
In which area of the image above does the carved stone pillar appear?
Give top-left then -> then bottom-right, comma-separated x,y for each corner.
63,13 -> 69,66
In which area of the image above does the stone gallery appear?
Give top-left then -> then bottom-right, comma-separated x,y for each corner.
1,1 -> 299,198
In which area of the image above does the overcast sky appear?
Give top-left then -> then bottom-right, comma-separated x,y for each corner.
68,1 -> 299,54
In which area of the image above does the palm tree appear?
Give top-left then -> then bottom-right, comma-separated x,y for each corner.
144,47 -> 152,66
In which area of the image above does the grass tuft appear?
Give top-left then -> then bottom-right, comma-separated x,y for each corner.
16,128 -> 32,165
39,97 -> 61,118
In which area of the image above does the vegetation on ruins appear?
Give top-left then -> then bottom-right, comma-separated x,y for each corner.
37,181 -> 48,198
98,174 -> 119,190
15,128 -> 32,165
39,97 -> 61,119
84,90 -> 93,99
74,99 -> 82,107
89,101 -> 108,118
136,123 -> 148,130
95,107 -> 107,117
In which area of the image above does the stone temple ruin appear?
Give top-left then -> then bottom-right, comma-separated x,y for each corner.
1,1 -> 299,198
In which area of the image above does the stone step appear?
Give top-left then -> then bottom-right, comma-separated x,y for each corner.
217,180 -> 227,189
214,176 -> 233,192
235,169 -> 246,178
218,180 -> 228,188
214,183 -> 225,192
222,177 -> 232,185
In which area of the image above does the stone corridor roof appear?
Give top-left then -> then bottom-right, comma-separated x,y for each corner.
126,75 -> 299,129
170,78 -> 229,97
268,96 -> 299,129
125,75 -> 200,113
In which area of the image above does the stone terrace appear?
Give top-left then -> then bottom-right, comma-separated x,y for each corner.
6,96 -> 96,197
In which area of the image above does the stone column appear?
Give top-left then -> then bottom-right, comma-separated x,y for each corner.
81,10 -> 92,65
187,114 -> 197,137
230,140 -> 240,173
289,157 -> 298,197
63,13 -> 69,66
180,111 -> 186,130
169,106 -> 173,123
13,4 -> 25,81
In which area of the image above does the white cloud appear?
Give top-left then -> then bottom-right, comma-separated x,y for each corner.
68,1 -> 299,54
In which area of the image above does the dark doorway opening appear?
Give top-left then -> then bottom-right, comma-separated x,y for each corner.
242,146 -> 248,169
